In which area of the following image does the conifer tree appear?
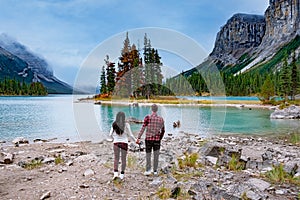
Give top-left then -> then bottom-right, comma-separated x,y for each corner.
131,44 -> 143,98
143,33 -> 152,99
105,55 -> 116,95
260,75 -> 275,101
279,53 -> 292,101
290,53 -> 299,100
100,66 -> 107,94
142,34 -> 163,97
22,80 -> 28,95
116,32 -> 133,97
0,78 -> 47,96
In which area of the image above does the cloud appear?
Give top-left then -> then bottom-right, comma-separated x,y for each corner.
0,0 -> 270,85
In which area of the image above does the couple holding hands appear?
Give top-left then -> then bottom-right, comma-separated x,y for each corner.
109,104 -> 165,180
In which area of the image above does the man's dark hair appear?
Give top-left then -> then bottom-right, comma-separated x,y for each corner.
151,104 -> 158,112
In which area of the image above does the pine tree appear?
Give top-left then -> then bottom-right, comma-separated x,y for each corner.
105,55 -> 116,95
22,80 -> 28,95
152,49 -> 163,95
279,52 -> 292,101
142,34 -> 163,97
130,44 -> 143,98
143,34 -> 152,99
116,32 -> 134,97
260,75 -> 275,102
100,66 -> 107,94
290,53 -> 299,100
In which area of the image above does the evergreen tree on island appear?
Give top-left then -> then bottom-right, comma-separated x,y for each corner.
99,32 -> 163,99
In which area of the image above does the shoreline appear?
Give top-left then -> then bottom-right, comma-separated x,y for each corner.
1,133 -> 299,199
78,97 -> 272,109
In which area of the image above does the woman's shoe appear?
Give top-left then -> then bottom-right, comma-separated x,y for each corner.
113,172 -> 119,180
143,170 -> 152,176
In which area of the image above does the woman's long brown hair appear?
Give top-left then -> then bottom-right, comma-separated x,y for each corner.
112,111 -> 125,135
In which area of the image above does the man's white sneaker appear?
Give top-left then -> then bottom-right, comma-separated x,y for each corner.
153,171 -> 158,176
144,170 -> 152,176
119,173 -> 124,180
113,172 -> 119,180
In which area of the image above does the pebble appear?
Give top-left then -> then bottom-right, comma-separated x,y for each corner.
40,191 -> 51,200
83,168 -> 94,176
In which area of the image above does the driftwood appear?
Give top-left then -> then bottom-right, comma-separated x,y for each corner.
126,117 -> 143,124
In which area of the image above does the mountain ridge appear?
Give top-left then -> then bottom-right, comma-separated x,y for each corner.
185,0 -> 300,76
0,33 -> 73,94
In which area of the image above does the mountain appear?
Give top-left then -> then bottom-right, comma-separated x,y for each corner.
209,13 -> 266,66
0,33 -> 73,94
182,0 -> 300,77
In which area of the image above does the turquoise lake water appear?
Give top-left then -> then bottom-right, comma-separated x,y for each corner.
0,95 -> 299,143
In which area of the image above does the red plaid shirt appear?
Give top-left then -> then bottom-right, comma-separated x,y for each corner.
138,112 -> 165,141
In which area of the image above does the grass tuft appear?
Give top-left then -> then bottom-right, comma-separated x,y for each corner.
241,192 -> 250,200
289,132 -> 300,145
157,185 -> 171,199
54,155 -> 64,165
127,154 -> 138,169
228,154 -> 245,171
178,152 -> 199,169
24,159 -> 43,170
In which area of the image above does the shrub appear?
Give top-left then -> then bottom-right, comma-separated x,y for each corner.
157,185 -> 171,199
266,163 -> 287,183
24,159 -> 43,170
228,154 -> 245,171
264,163 -> 300,186
241,192 -> 250,200
289,132 -> 300,145
54,155 -> 64,165
178,152 -> 199,169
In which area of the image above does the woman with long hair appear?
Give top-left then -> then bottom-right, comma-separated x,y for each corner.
109,111 -> 136,180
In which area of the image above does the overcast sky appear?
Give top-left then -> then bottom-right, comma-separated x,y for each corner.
0,0 -> 269,85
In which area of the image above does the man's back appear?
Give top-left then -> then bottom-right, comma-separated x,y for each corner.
145,113 -> 164,140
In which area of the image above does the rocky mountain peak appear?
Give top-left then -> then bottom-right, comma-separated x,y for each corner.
210,13 -> 266,65
261,0 -> 300,47
208,0 -> 300,73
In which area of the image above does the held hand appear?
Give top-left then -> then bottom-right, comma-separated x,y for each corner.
136,138 -> 140,144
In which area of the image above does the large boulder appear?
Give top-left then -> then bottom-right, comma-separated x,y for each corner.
12,137 -> 29,146
270,105 -> 300,119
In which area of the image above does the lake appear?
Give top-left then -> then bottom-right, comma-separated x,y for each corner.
0,95 -> 299,144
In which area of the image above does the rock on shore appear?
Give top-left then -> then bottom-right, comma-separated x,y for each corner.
0,133 -> 299,199
270,105 -> 300,119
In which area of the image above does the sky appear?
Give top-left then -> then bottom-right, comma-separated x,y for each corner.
0,0 -> 269,86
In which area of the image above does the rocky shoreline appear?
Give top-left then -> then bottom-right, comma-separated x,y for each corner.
0,132 -> 299,200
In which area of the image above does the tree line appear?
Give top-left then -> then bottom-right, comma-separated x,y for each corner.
99,33 -> 299,102
99,33 -> 166,99
165,52 -> 300,103
260,52 -> 300,102
0,78 -> 48,96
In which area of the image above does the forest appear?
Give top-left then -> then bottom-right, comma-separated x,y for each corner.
0,78 -> 48,96
99,33 -> 300,103
165,54 -> 300,103
99,33 -> 167,99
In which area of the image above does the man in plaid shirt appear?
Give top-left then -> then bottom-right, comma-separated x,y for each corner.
136,104 -> 165,176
